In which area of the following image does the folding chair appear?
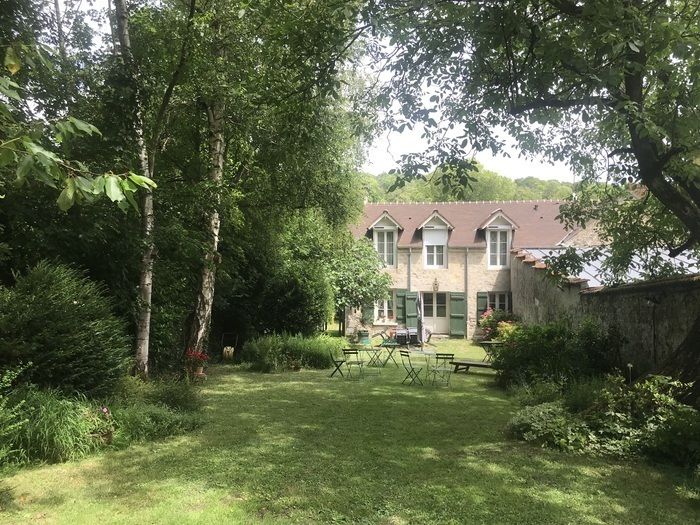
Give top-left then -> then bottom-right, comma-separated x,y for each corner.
399,350 -> 423,386
329,348 -> 345,378
342,348 -> 364,380
430,353 -> 454,387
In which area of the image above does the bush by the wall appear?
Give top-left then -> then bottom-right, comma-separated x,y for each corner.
0,262 -> 131,397
241,334 -> 343,373
478,308 -> 518,340
492,319 -> 621,387
508,374 -> 700,468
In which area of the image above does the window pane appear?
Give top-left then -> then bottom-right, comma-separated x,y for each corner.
488,292 -> 496,310
387,298 -> 394,319
385,231 -> 394,265
436,293 -> 447,317
423,293 -> 433,317
436,245 -> 444,266
489,231 -> 498,265
499,231 -> 508,265
427,246 -> 434,266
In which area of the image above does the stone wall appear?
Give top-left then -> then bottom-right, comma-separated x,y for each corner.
510,252 -> 700,374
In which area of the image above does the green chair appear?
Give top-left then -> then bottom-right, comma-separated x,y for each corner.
342,348 -> 364,380
329,349 -> 345,378
399,349 -> 423,386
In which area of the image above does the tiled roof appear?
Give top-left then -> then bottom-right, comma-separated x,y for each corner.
351,200 -> 572,248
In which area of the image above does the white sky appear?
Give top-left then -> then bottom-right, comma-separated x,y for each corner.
362,128 -> 577,183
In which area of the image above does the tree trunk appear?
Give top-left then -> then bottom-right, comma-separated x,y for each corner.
188,100 -> 226,351
114,0 -> 155,376
662,315 -> 700,408
53,0 -> 66,60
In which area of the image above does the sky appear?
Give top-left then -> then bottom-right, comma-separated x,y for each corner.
362,128 -> 577,183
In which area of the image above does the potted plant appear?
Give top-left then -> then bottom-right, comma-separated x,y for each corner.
185,348 -> 209,379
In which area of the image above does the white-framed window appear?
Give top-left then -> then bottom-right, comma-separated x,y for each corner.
488,292 -> 509,311
425,245 -> 445,268
374,229 -> 396,266
487,229 -> 510,268
375,295 -> 395,323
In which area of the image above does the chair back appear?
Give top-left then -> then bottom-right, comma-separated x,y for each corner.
399,349 -> 413,368
330,347 -> 344,363
435,352 -> 454,365
343,348 -> 360,358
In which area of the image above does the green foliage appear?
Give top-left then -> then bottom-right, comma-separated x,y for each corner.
110,402 -> 203,447
0,262 -> 131,396
328,236 -> 392,312
509,374 -> 700,468
364,169 -> 572,203
492,319 -> 622,386
478,308 -> 518,340
114,376 -> 202,413
512,379 -> 563,407
241,334 -> 343,373
0,366 -> 27,464
2,387 -> 106,464
507,401 -> 589,452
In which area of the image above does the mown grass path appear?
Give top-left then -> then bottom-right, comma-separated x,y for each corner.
1,360 -> 698,524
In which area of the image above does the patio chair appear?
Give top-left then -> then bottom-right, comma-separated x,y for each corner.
430,353 -> 454,387
328,348 -> 345,378
342,348 -> 365,380
399,349 -> 423,386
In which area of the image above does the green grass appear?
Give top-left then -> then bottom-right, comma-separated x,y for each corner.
0,339 -> 697,524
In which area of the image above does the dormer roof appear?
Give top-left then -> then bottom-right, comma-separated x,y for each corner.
417,210 -> 455,230
367,210 -> 403,230
477,208 -> 519,230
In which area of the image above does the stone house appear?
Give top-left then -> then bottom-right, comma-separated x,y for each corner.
346,200 -> 589,338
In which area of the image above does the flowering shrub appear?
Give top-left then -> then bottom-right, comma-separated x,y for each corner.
185,349 -> 209,368
478,308 -> 518,340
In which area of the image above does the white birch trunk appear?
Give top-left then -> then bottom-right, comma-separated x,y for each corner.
188,100 -> 225,351
114,0 -> 154,376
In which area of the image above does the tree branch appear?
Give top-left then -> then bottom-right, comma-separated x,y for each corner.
509,96 -> 608,115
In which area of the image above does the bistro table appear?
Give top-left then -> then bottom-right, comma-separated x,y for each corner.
478,340 -> 504,362
408,348 -> 436,381
376,340 -> 401,367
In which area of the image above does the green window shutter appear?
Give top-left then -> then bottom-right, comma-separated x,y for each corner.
395,289 -> 407,324
507,292 -> 513,313
405,292 -> 418,328
361,304 -> 374,325
476,292 -> 488,321
449,292 -> 466,337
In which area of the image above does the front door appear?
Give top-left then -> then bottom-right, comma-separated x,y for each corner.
422,292 -> 449,334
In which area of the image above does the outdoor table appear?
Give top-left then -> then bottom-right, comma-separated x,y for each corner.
409,348 -> 436,380
350,344 -> 383,371
377,340 -> 401,367
478,340 -> 504,362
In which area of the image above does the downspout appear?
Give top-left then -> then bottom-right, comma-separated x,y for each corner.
464,247 -> 469,339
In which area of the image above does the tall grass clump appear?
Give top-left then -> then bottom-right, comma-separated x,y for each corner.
0,262 -> 131,397
241,333 -> 343,372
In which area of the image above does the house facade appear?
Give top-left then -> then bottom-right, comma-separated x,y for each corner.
346,200 -> 584,338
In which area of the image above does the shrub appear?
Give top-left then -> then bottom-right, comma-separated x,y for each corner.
2,387 -> 107,464
512,379 -> 564,406
645,405 -> 700,468
0,262 -> 131,397
563,376 -> 611,413
507,401 -> 589,452
492,319 -> 621,387
110,402 -> 203,446
114,376 -> 202,413
0,367 -> 28,465
241,333 -> 343,373
478,308 -> 518,340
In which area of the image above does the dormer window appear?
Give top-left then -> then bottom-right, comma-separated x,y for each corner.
487,229 -> 509,268
419,211 -> 453,269
368,211 -> 402,268
374,229 -> 395,266
479,209 -> 517,270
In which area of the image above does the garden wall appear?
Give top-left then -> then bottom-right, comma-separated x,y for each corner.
511,252 -> 700,374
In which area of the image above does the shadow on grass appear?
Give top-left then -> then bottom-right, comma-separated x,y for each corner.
2,366 -> 698,524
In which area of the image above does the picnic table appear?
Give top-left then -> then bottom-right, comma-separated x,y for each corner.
450,359 -> 493,373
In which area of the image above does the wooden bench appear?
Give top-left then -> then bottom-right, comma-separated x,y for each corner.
450,359 -> 493,373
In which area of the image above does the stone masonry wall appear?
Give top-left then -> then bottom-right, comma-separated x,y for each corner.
511,252 -> 700,374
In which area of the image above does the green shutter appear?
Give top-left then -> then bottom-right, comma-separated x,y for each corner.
507,291 -> 513,313
405,292 -> 418,328
476,292 -> 488,321
395,289 -> 407,324
449,292 -> 466,337
361,304 -> 374,325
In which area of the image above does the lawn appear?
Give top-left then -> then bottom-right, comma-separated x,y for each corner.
0,340 -> 697,524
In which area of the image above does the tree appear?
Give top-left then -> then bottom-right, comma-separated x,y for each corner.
329,236 -> 392,335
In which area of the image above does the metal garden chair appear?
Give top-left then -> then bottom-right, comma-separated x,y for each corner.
328,348 -> 345,378
399,349 -> 423,386
430,352 -> 455,387
342,348 -> 365,380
